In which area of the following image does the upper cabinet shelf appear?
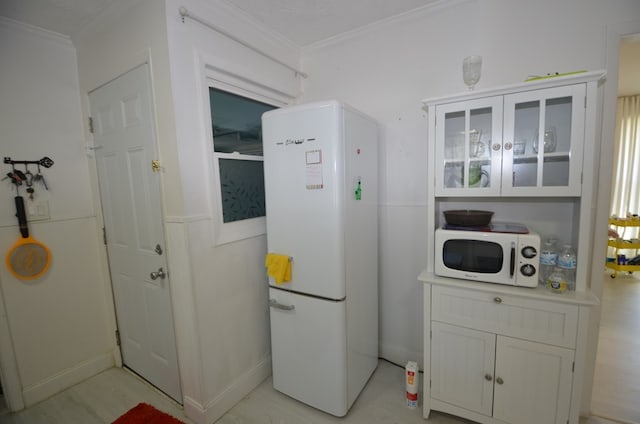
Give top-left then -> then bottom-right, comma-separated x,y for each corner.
423,71 -> 606,198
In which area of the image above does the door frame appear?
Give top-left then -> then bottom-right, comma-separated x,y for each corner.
89,62 -> 182,402
0,279 -> 24,411
582,19 -> 640,415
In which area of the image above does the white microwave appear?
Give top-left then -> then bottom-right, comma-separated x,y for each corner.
435,228 -> 540,287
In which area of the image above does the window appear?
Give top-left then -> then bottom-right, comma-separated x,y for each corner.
209,86 -> 278,243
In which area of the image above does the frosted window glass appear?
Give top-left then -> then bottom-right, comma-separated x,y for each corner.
219,159 -> 266,223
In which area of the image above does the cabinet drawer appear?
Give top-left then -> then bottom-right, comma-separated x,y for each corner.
432,285 -> 579,348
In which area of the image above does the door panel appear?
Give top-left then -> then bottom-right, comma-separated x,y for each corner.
269,288 -> 348,416
493,336 -> 574,424
89,64 -> 181,402
262,104 -> 346,300
431,321 -> 496,416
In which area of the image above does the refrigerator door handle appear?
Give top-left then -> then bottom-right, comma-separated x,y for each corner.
269,298 -> 295,311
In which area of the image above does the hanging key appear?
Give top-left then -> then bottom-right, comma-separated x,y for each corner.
34,173 -> 48,190
25,170 -> 35,199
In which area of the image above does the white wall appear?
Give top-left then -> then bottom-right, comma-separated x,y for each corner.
0,18 -> 114,409
299,0 -> 640,376
164,1 -> 300,422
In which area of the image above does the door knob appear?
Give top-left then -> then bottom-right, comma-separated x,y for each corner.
150,267 -> 166,280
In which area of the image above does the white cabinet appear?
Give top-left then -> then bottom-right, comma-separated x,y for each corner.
432,79 -> 586,197
431,322 -> 574,424
420,277 -> 598,424
424,71 -> 606,295
421,72 -> 604,423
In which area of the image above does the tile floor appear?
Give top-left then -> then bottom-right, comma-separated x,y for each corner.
590,271 -> 640,424
0,272 -> 636,424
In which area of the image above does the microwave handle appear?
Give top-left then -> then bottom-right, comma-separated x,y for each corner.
510,242 -> 516,278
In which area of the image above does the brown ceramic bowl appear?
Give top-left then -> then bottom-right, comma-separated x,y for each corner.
443,210 -> 494,227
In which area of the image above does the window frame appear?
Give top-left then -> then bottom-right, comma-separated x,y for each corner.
206,78 -> 285,245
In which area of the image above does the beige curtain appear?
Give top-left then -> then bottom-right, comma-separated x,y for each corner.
611,95 -> 640,222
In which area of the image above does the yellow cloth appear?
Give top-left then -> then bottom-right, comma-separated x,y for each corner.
265,253 -> 292,284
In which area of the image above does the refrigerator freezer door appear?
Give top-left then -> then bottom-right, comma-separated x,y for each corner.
269,288 -> 348,416
263,101 -> 346,299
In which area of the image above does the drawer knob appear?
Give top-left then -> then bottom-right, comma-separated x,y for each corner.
496,377 -> 504,385
485,374 -> 493,381
493,297 -> 503,304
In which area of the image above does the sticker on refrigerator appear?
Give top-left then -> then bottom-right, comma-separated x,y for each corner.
305,150 -> 323,189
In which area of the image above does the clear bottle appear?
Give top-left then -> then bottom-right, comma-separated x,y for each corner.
539,237 -> 558,286
557,244 -> 577,291
547,267 -> 568,293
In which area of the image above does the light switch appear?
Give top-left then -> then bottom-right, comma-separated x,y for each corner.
27,200 -> 50,221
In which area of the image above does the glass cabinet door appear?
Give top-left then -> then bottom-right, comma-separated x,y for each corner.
435,97 -> 503,196
502,85 -> 585,196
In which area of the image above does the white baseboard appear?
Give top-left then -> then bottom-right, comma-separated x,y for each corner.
379,342 -> 423,370
183,355 -> 272,424
22,351 -> 115,407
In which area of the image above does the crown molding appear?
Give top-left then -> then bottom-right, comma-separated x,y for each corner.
0,16 -> 73,47
301,0 -> 473,53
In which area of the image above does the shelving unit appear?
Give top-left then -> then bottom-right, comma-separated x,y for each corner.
607,217 -> 640,278
420,70 -> 606,424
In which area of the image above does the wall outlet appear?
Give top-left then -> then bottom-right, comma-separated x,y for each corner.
27,200 -> 50,221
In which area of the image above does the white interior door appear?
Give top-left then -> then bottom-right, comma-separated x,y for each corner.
89,64 -> 181,402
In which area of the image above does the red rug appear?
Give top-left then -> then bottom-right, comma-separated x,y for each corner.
112,403 -> 185,424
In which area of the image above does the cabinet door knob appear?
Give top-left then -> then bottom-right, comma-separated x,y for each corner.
496,377 -> 504,385
504,142 -> 513,150
493,297 -> 503,304
492,143 -> 501,151
485,374 -> 493,381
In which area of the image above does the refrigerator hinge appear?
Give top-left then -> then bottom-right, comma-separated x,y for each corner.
102,226 -> 107,245
572,361 -> 575,373
115,329 -> 121,346
89,116 -> 94,134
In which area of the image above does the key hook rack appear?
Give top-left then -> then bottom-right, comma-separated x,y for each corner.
4,156 -> 54,168
4,156 -> 54,197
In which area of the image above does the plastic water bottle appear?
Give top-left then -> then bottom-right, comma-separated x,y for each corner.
547,267 -> 568,293
557,244 -> 577,291
539,237 -> 558,286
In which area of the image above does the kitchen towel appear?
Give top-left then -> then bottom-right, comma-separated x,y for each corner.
265,253 -> 292,284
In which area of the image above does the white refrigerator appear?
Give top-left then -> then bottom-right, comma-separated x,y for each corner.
262,100 -> 378,417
